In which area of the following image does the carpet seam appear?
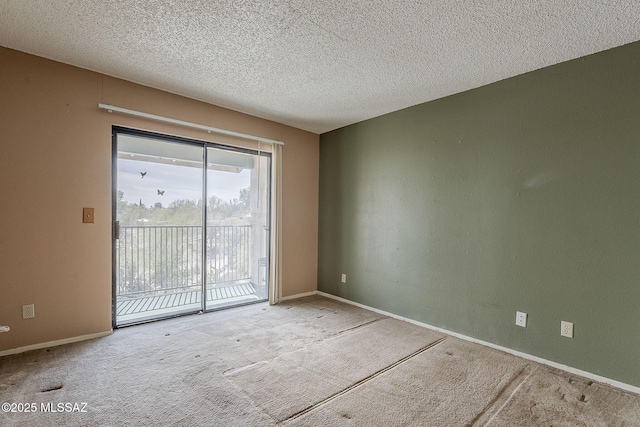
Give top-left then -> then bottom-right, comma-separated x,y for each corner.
334,317 -> 386,336
467,365 -> 536,427
278,336 -> 448,424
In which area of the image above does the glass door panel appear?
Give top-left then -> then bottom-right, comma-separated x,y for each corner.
114,132 -> 204,326
205,147 -> 270,310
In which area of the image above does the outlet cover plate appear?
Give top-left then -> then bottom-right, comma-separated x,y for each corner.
22,304 -> 35,319
561,321 -> 574,338
516,311 -> 527,327
341,274 -> 347,283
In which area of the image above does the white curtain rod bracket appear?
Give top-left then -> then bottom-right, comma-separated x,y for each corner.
99,103 -> 284,146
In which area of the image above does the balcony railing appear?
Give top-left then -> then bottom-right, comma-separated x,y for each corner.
115,225 -> 252,298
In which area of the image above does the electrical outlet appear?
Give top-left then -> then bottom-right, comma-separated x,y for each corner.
515,311 -> 527,327
561,321 -> 573,338
341,273 -> 347,283
22,304 -> 35,319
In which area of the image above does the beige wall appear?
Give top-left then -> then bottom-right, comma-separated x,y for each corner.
0,47 -> 319,352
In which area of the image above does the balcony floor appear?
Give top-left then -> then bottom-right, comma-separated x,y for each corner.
116,282 -> 265,325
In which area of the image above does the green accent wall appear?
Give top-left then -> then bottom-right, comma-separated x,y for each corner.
318,41 -> 640,388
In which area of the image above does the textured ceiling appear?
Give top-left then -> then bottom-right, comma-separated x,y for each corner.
1,1 -> 640,134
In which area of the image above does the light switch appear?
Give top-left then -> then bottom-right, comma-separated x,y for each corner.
83,208 -> 95,223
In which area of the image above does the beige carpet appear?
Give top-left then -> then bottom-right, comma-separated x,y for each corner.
1,295 -> 639,426
226,317 -> 445,422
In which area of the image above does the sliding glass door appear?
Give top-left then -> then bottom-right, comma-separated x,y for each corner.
205,147 -> 270,308
113,128 -> 270,326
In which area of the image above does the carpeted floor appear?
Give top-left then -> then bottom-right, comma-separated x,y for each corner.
1,295 -> 639,426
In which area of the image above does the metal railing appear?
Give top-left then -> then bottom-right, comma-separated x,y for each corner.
116,225 -> 251,297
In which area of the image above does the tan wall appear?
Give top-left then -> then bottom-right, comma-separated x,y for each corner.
0,47 -> 319,352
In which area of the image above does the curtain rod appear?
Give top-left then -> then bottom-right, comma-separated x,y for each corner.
98,103 -> 284,146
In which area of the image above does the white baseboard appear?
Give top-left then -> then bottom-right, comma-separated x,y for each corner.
315,291 -> 640,396
0,330 -> 113,357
